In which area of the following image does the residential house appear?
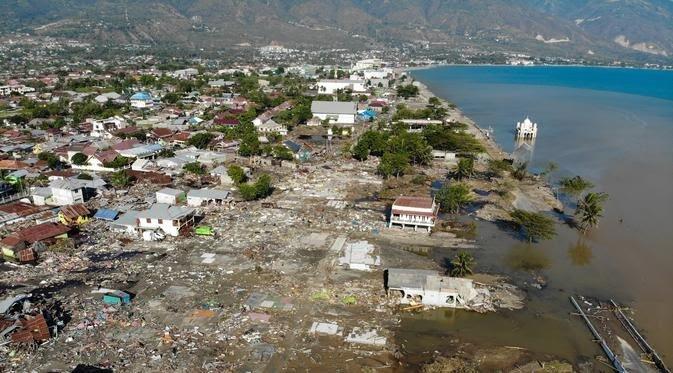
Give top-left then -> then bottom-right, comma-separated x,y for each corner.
150,127 -> 175,142
33,179 -> 103,206
400,119 -> 443,133
156,188 -> 186,205
172,68 -> 198,79
130,92 -> 154,109
257,119 -> 287,136
94,92 -> 122,104
58,204 -> 91,226
137,204 -> 196,237
90,116 -> 127,138
385,268 -> 482,309
186,188 -> 230,207
388,196 -> 439,232
317,79 -> 366,94
0,222 -> 70,261
310,101 -> 357,124
0,202 -> 50,227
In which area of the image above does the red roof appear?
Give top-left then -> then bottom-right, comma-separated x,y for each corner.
0,202 -> 48,217
59,203 -> 91,220
114,126 -> 140,136
392,196 -> 434,209
0,160 -> 30,170
112,139 -> 140,151
226,108 -> 245,115
94,150 -> 119,164
172,132 -> 191,142
215,117 -> 239,126
151,128 -> 175,138
82,145 -> 99,156
2,222 -> 70,245
11,314 -> 50,343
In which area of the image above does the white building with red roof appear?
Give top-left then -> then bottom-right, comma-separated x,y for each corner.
389,196 -> 439,232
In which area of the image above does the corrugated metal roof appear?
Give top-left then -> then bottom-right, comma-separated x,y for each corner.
59,203 -> 90,220
94,208 -> 119,221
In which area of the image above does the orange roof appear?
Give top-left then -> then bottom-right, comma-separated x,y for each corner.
59,203 -> 91,220
0,160 -> 29,170
7,222 -> 70,244
0,202 -> 48,217
151,128 -> 175,138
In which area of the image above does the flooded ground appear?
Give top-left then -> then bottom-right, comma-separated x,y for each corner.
408,66 -> 673,367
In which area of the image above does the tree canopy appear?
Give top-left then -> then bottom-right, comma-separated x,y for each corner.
436,183 -> 473,213
510,209 -> 557,242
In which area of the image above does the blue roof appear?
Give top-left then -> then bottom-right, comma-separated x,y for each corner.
130,92 -> 152,101
94,208 -> 119,221
358,109 -> 377,119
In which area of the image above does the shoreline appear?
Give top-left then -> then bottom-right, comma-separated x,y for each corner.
405,74 -> 563,217
404,63 -> 673,72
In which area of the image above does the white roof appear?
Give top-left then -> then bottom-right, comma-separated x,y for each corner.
138,204 -> 194,220
156,188 -> 184,196
187,188 -> 230,200
311,101 -> 357,115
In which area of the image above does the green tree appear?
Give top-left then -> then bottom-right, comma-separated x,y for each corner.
428,96 -> 441,106
104,156 -> 131,169
377,152 -> 409,178
187,133 -> 215,149
273,145 -> 294,161
38,152 -> 61,169
487,159 -> 513,178
238,174 -> 273,201
239,132 -> 261,157
227,165 -> 247,184
163,92 -> 180,104
450,251 -> 475,277
352,141 -> 370,161
436,183 -> 473,213
255,174 -> 273,198
396,84 -> 419,99
454,157 -> 474,180
239,184 -> 258,201
575,192 -> 609,233
183,162 -> 205,175
110,170 -> 132,188
559,176 -> 594,198
71,152 -> 89,166
510,209 -> 557,242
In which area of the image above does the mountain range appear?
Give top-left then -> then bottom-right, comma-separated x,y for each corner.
2,0 -> 672,62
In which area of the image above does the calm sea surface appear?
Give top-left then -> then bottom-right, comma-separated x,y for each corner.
403,66 -> 673,366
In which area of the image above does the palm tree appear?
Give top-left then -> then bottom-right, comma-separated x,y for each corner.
454,157 -> 474,180
559,176 -> 594,199
575,192 -> 608,232
450,251 -> 475,277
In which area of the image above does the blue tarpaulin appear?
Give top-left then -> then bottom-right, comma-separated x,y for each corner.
94,208 -> 119,221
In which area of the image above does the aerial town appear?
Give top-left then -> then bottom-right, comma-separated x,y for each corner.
0,41 -> 669,372
0,47 -> 551,372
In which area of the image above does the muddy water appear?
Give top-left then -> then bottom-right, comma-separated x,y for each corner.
405,66 -> 673,366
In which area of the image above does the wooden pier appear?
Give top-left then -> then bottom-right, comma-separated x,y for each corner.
570,296 -> 670,373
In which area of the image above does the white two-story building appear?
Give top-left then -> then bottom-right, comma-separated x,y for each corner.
310,101 -> 357,125
388,196 -> 439,232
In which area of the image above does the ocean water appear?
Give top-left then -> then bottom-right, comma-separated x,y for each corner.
404,66 -> 673,366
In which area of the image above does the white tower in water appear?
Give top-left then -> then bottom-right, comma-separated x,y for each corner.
516,117 -> 538,139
